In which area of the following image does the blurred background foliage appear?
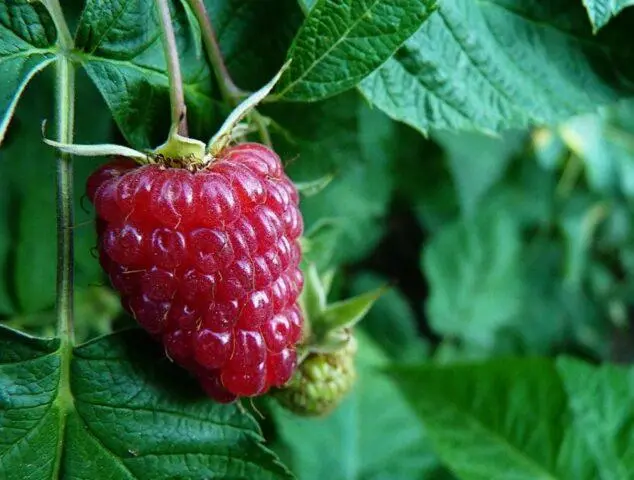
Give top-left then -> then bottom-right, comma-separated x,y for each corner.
3,0 -> 634,478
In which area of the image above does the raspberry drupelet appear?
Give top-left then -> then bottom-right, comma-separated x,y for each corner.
87,143 -> 304,402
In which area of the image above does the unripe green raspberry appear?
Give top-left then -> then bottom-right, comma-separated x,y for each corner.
274,337 -> 357,416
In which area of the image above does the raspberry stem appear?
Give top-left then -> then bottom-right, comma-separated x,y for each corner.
40,0 -> 76,345
41,0 -> 76,476
185,0 -> 273,147
155,0 -> 188,136
55,54 -> 75,347
186,0 -> 245,104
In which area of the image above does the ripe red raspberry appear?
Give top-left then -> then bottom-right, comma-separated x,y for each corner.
87,143 -> 304,402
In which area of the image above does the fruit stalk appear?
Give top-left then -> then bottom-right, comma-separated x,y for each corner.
155,0 -> 188,136
187,0 -> 243,103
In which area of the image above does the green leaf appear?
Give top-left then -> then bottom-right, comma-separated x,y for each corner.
391,359 -> 597,480
0,186 -> 15,315
0,70 -> 112,314
351,272 -> 429,362
435,130 -> 526,216
0,327 -> 62,479
359,0 -> 634,134
268,91 -> 396,265
422,207 -> 523,348
0,0 -> 56,145
272,333 -> 449,480
557,358 -> 634,477
277,0 -> 436,102
0,326 -> 292,479
582,0 -> 634,32
75,0 -> 220,148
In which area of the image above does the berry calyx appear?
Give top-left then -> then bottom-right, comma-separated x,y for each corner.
87,142 -> 304,401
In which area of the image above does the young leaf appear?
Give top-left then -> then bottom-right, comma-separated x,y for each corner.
272,334 -> 449,480
359,0 -> 634,134
582,0 -> 634,32
276,0 -> 437,101
0,326 -> 292,479
390,359 -> 597,479
0,0 -> 56,145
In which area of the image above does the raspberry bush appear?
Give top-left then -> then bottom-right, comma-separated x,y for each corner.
3,0 -> 634,479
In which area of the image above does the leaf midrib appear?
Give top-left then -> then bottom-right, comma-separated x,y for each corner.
278,0 -> 385,98
85,0 -> 136,55
76,53 -> 215,104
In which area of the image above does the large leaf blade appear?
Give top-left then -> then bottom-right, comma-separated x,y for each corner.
0,326 -> 293,479
390,359 -> 597,480
359,0 -> 634,134
277,0 -> 436,101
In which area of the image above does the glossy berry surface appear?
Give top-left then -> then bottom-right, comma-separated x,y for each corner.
87,143 -> 304,402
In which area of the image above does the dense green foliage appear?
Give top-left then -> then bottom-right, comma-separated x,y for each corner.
2,0 -> 634,478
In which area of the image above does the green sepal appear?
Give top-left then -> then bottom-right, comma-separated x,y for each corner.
42,121 -> 148,161
299,261 -> 386,350
295,173 -> 334,196
320,269 -> 336,298
207,61 -> 291,155
299,263 -> 326,337
300,219 -> 342,268
316,286 -> 387,337
152,124 -> 207,162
